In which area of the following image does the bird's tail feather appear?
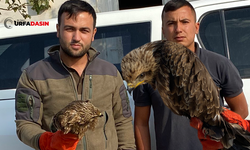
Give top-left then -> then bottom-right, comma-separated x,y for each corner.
204,116 -> 250,149
220,118 -> 235,148
227,122 -> 250,149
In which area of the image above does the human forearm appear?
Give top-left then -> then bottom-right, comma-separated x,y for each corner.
15,72 -> 45,149
16,120 -> 45,149
225,92 -> 248,119
134,123 -> 151,150
134,105 -> 151,150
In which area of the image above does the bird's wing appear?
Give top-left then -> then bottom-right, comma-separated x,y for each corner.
153,40 -> 222,125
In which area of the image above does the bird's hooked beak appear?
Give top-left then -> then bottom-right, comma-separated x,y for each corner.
127,81 -> 145,95
127,83 -> 135,95
127,86 -> 134,95
99,113 -> 103,117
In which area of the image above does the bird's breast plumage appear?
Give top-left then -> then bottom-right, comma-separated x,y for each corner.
53,100 -> 102,139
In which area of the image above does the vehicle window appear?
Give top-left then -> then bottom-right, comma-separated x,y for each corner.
0,22 -> 151,90
0,33 -> 59,90
198,11 -> 226,56
93,22 -> 151,72
224,7 -> 250,78
198,6 -> 250,78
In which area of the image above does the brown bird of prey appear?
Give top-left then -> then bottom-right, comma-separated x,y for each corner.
53,100 -> 103,139
121,40 -> 250,149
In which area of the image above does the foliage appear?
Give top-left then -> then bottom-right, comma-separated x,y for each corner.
0,0 -> 53,19
29,0 -> 53,14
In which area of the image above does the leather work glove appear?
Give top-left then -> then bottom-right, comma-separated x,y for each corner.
190,117 -> 224,150
221,108 -> 250,132
39,130 -> 79,150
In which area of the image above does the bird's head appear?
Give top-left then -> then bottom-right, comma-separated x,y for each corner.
91,105 -> 103,118
82,100 -> 103,119
121,42 -> 160,93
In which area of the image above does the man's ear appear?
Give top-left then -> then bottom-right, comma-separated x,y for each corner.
195,22 -> 200,34
92,28 -> 97,42
56,24 -> 60,38
162,27 -> 167,40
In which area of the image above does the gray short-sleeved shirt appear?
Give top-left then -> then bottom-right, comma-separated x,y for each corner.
133,43 -> 243,150
196,43 -> 243,102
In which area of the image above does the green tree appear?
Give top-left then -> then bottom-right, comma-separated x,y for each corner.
0,0 -> 53,19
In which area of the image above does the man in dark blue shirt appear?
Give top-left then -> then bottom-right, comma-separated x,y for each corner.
133,0 -> 248,149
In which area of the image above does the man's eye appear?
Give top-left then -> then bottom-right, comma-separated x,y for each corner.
181,20 -> 190,24
65,28 -> 73,31
81,29 -> 89,33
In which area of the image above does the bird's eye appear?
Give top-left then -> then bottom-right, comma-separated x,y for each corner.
139,73 -> 145,78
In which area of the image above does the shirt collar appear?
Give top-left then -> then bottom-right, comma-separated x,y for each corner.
194,42 -> 201,58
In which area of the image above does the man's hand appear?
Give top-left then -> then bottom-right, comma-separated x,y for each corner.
39,130 -> 79,150
221,108 -> 250,131
191,108 -> 250,150
190,117 -> 223,150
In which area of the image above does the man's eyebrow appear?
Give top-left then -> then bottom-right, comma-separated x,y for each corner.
180,18 -> 190,21
166,19 -> 174,22
166,20 -> 176,23
63,25 -> 91,31
79,27 -> 91,30
64,25 -> 75,28
166,18 -> 190,22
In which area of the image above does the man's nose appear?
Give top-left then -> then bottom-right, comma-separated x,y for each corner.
175,22 -> 182,32
73,31 -> 81,41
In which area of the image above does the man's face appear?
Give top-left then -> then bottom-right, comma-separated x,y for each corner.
56,12 -> 97,58
162,6 -> 199,52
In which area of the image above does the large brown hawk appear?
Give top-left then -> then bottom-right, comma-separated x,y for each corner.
53,100 -> 103,139
121,40 -> 250,149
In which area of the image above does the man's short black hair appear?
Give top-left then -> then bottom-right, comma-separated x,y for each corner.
58,0 -> 97,28
161,0 -> 196,21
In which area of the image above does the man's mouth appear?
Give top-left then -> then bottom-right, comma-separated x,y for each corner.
71,43 -> 82,49
175,36 -> 185,41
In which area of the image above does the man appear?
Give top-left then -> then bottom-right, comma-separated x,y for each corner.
133,0 -> 248,149
15,0 -> 136,150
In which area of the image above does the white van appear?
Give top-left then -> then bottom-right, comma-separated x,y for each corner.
0,0 -> 250,149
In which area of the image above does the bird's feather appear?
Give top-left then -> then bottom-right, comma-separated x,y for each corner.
53,100 -> 103,139
121,40 -> 250,148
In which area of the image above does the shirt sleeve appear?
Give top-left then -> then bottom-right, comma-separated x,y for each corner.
15,70 -> 45,150
220,59 -> 243,97
113,70 -> 136,149
133,83 -> 153,107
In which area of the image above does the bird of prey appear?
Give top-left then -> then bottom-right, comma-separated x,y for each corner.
121,40 -> 250,149
53,100 -> 103,139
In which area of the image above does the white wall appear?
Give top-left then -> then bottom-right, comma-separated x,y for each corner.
0,0 -> 119,23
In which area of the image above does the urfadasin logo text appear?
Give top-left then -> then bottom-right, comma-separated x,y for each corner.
4,17 -> 13,29
4,18 -> 49,29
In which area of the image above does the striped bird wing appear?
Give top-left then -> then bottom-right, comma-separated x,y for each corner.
153,40 -> 222,125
